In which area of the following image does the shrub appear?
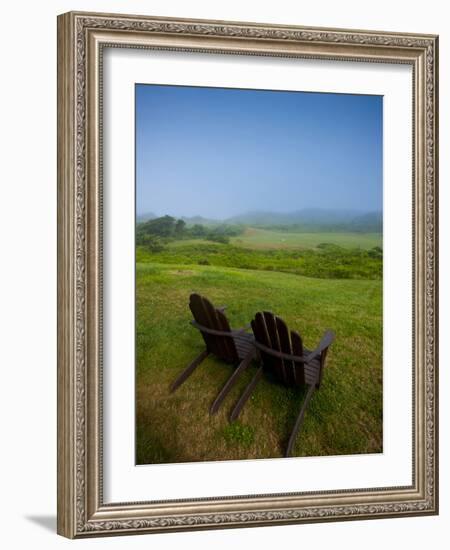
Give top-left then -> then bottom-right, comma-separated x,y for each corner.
137,234 -> 165,252
207,233 -> 230,244
368,246 -> 383,259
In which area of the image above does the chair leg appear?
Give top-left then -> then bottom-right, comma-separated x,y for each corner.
229,366 -> 264,422
170,350 -> 209,393
210,352 -> 254,415
285,384 -> 315,457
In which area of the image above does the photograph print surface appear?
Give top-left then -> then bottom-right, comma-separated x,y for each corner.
135,83 -> 383,465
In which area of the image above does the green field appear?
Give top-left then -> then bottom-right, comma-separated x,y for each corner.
137,238 -> 382,280
136,255 -> 383,464
231,227 -> 382,250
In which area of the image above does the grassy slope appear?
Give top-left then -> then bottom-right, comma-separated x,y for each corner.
231,227 -> 382,249
136,262 -> 382,464
166,229 -> 382,250
138,242 -> 382,280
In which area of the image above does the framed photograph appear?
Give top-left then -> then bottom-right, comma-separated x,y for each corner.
57,11 -> 439,538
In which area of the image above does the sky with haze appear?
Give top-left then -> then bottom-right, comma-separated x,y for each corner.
136,84 -> 382,219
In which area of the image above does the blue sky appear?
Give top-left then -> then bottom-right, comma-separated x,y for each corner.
136,84 -> 382,219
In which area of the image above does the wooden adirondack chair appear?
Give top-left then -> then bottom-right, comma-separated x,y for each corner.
170,293 -> 256,415
230,311 -> 335,457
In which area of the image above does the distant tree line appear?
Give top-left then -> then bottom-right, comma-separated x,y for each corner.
136,215 -> 244,251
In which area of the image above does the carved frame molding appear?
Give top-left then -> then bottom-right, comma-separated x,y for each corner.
57,11 -> 438,538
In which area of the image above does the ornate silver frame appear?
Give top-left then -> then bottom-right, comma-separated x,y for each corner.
57,11 -> 439,538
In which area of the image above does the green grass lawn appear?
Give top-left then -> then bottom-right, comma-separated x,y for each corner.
230,227 -> 382,250
136,262 -> 382,464
137,240 -> 382,280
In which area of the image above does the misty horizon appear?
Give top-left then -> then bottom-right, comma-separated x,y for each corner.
136,207 -> 382,220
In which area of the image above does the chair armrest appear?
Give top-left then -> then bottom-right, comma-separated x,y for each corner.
253,340 -> 306,363
191,320 -> 250,338
305,330 -> 335,362
232,324 -> 252,334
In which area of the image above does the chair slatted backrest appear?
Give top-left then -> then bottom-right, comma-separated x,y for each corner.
251,311 -> 305,387
189,293 -> 239,363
